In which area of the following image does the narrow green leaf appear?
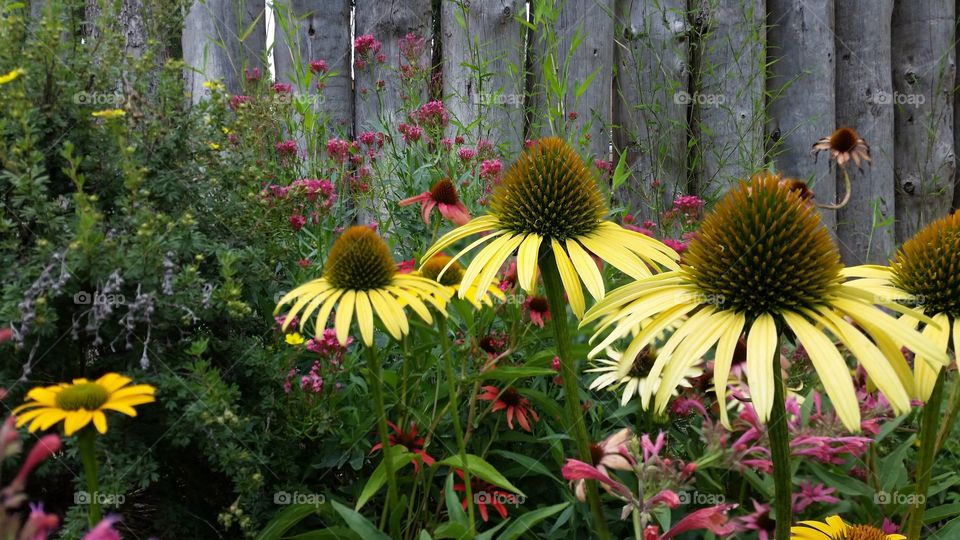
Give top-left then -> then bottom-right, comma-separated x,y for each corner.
496,503 -> 570,540
356,448 -> 414,510
438,454 -> 525,496
255,504 -> 317,540
330,500 -> 390,540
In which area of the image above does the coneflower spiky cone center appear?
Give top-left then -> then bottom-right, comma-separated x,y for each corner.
421,254 -> 464,286
840,525 -> 892,540
683,173 -> 843,318
56,383 -> 109,411
491,137 -> 607,241
324,226 -> 396,290
892,211 -> 960,318
430,179 -> 460,205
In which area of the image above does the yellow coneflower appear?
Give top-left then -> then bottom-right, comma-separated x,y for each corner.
587,345 -> 702,408
582,173 -> 947,431
13,373 -> 155,436
421,137 -> 678,318
844,212 -> 958,400
791,516 -> 905,540
0,68 -> 24,85
275,226 -> 452,346
418,254 -> 504,309
812,127 -> 871,169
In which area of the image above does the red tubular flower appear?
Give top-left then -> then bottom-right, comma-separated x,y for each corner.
399,179 -> 470,226
523,295 -> 550,328
370,421 -> 435,472
12,434 -> 61,489
478,386 -> 539,432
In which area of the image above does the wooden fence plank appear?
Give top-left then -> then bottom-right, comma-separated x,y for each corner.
892,0 -> 956,242
182,0 -> 266,102
834,0 -> 895,264
612,0 -> 688,219
690,0 -> 765,199
353,0 -> 433,132
766,0 -> 836,230
273,0 -> 353,134
440,0 -> 526,153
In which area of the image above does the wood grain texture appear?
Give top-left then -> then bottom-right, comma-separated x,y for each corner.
182,0 -> 266,102
612,0 -> 689,219
766,0 -> 836,229
892,0 -> 956,242
834,0 -> 895,264
441,0 -> 526,153
273,0 -> 353,133
690,0 -> 765,199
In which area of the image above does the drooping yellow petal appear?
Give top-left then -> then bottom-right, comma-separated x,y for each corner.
312,289 -> 344,335
421,215 -> 501,262
578,234 -> 650,281
712,311 -> 745,429
551,239 -> 585,318
334,290 -> 356,346
387,285 -> 432,325
109,385 -> 156,400
471,234 -> 524,304
282,282 -> 333,330
64,410 -> 93,436
437,230 -> 505,282
96,373 -> 132,393
587,285 -> 695,353
784,311 -> 860,431
598,302 -> 697,362
368,289 -> 402,340
458,233 -> 517,298
656,310 -> 731,413
92,411 -> 108,434
354,292 -> 375,346
745,313 -> 778,423
914,313 -> 951,401
566,239 -> 605,301
516,234 -> 543,293
580,272 -> 686,325
833,298 -> 949,365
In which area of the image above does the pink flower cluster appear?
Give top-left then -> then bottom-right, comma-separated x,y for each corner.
354,34 -> 384,69
398,122 -> 424,144
262,178 -> 336,231
413,100 -> 450,129
310,59 -> 328,74
479,158 -> 502,180
306,328 -> 352,365
667,194 -> 706,223
326,138 -> 352,163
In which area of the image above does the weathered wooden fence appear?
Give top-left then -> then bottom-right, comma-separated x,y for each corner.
181,0 -> 960,265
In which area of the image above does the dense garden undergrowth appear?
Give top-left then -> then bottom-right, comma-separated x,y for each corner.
0,2 -> 958,539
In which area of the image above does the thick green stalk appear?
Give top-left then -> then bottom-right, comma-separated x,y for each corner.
540,255 -> 611,539
769,333 -> 792,540
438,315 -> 476,534
365,345 -> 399,515
77,427 -> 102,528
906,370 -> 946,540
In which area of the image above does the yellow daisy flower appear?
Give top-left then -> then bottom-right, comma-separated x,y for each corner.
791,515 -> 905,540
587,345 -> 702,408
285,332 -> 305,345
275,226 -> 452,347
0,68 -> 24,85
843,210 -> 959,400
582,173 -> 948,430
417,254 -> 504,309
12,373 -> 156,436
421,137 -> 679,318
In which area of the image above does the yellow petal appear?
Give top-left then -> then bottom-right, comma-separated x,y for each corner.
92,411 -> 108,434
387,285 -> 432,325
110,384 -> 156,399
745,313 -> 778,423
354,291 -> 375,346
312,289 -> 344,335
914,313 -> 950,401
334,290 -> 356,346
566,239 -> 605,300
712,312 -> 745,429
579,233 -> 650,280
37,409 -> 69,431
421,215 -> 500,262
472,234 -> 524,304
96,373 -> 132,393
516,234 -> 543,293
551,240 -> 585,318
64,410 -> 93,436
368,289 -> 403,340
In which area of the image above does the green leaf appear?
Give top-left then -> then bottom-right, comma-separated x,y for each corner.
284,528 -> 363,540
356,448 -> 414,510
925,503 -> 960,523
438,454 -> 525,496
255,504 -> 318,540
496,503 -> 570,540
478,366 -> 556,381
611,150 -> 630,191
329,500 -> 390,540
933,516 -> 960,539
445,473 -> 468,525
488,450 -> 559,481
808,463 -> 873,497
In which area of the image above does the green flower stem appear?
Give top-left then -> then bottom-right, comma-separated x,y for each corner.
77,427 -> 102,528
541,255 -> 611,540
769,333 -> 792,540
438,315 -> 476,534
365,345 -> 399,516
906,370 -> 946,540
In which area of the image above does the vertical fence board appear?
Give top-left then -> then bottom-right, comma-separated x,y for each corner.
766,0 -> 836,230
834,0 -> 895,264
182,0 -> 266,102
273,0 -> 353,134
892,0 -> 956,242
690,0 -> 765,198
612,0 -> 688,218
353,0 -> 433,132
441,0 -> 526,153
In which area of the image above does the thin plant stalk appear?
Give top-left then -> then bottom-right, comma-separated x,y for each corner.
77,427 -> 102,528
540,254 -> 611,539
365,345 -> 399,516
906,370 -> 946,540
769,333 -> 792,540
438,315 -> 476,534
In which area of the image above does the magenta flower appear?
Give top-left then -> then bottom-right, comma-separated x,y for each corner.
792,481 -> 839,513
21,503 -> 59,540
413,100 -> 449,129
649,504 -> 737,539
457,147 -> 477,161
478,386 -> 539,432
523,295 -> 550,328
326,138 -> 351,163
569,428 -> 634,501
479,158 -> 503,179
309,60 -> 328,74
398,179 -> 470,226
83,515 -> 122,540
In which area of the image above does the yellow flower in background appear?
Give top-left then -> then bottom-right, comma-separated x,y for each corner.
91,109 -> 125,119
276,226 -> 452,346
285,332 -> 305,345
583,174 -> 947,430
421,137 -> 678,318
417,254 -> 504,309
587,345 -> 702,408
791,515 -> 904,540
13,373 -> 156,436
202,80 -> 225,92
208,142 -> 221,150
844,210 -> 960,400
0,68 -> 24,85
